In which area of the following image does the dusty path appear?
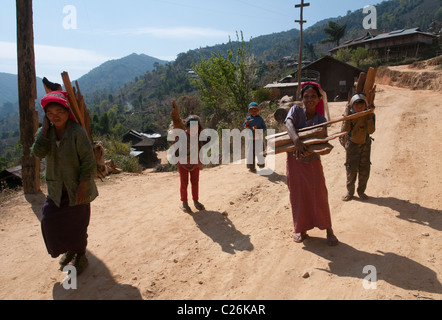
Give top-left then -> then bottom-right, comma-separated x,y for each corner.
1,84 -> 441,300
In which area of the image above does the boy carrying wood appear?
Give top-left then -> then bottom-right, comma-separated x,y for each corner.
341,93 -> 376,201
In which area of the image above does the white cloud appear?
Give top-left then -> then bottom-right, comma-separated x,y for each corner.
0,41 -> 114,80
0,41 -> 113,62
0,41 -> 17,60
35,44 -> 114,64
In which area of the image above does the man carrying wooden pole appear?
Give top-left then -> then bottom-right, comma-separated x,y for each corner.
16,0 -> 40,194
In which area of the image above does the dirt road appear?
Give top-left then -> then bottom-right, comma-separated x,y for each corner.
1,84 -> 441,300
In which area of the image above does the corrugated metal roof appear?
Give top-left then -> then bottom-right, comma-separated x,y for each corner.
264,83 -> 299,89
364,27 -> 435,42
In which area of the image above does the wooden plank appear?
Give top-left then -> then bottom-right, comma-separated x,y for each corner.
364,68 -> 377,95
302,131 -> 348,145
266,142 -> 334,157
266,109 -> 374,157
61,72 -> 85,128
266,132 -> 346,156
272,127 -> 326,148
74,80 -> 93,141
298,108 -> 374,132
267,108 -> 375,145
267,126 -> 326,141
363,68 -> 378,107
356,72 -> 367,93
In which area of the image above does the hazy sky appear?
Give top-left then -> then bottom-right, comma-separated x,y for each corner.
1,0 -> 385,80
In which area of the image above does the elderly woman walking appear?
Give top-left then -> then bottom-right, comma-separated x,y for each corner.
285,82 -> 338,246
31,91 -> 98,274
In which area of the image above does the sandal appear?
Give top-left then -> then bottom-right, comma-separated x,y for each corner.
194,201 -> 205,211
293,232 -> 309,243
358,192 -> 369,200
326,231 -> 339,247
181,202 -> 192,213
342,193 -> 353,201
59,251 -> 75,267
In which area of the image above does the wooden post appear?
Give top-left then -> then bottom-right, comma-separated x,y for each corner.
295,0 -> 310,100
16,0 -> 40,194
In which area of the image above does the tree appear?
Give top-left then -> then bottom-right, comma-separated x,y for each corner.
351,47 -> 370,67
321,21 -> 348,47
304,42 -> 317,60
192,32 -> 256,129
99,112 -> 110,134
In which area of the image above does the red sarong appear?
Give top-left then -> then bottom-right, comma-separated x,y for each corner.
286,154 -> 332,233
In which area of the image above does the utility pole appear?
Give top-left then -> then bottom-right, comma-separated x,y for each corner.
295,0 -> 310,100
16,0 -> 40,194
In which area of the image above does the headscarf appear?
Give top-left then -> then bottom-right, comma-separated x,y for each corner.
349,93 -> 368,108
41,91 -> 77,123
184,115 -> 204,132
301,81 -> 325,117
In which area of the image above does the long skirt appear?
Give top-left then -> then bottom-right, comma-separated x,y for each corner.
286,154 -> 332,233
41,191 -> 91,258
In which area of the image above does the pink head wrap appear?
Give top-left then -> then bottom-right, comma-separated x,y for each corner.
301,81 -> 325,117
41,91 -> 77,123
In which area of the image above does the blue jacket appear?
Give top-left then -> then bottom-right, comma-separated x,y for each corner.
243,115 -> 267,132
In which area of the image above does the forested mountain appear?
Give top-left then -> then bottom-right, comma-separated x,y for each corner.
59,0 -> 442,138
0,73 -> 45,106
182,0 -> 441,66
84,0 -> 440,113
75,53 -> 169,94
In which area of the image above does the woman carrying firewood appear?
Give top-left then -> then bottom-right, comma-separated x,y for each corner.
31,91 -> 98,274
285,82 -> 338,246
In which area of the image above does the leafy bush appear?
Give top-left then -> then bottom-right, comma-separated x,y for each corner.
101,137 -> 142,173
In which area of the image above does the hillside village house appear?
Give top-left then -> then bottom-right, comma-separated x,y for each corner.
0,161 -> 45,191
122,130 -> 166,168
329,27 -> 438,61
265,55 -> 363,101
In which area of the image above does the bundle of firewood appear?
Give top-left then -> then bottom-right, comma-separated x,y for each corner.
42,72 -> 108,180
265,68 -> 377,157
354,67 -> 377,108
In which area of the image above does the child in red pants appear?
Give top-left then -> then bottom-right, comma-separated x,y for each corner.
171,101 -> 205,213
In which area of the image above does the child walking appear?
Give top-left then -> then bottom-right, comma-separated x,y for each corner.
341,93 -> 376,201
243,102 -> 267,172
170,101 -> 205,213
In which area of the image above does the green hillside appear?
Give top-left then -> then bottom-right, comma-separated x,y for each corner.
75,53 -> 169,94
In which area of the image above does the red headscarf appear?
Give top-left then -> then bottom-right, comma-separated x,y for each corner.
41,91 -> 77,123
301,81 -> 325,117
